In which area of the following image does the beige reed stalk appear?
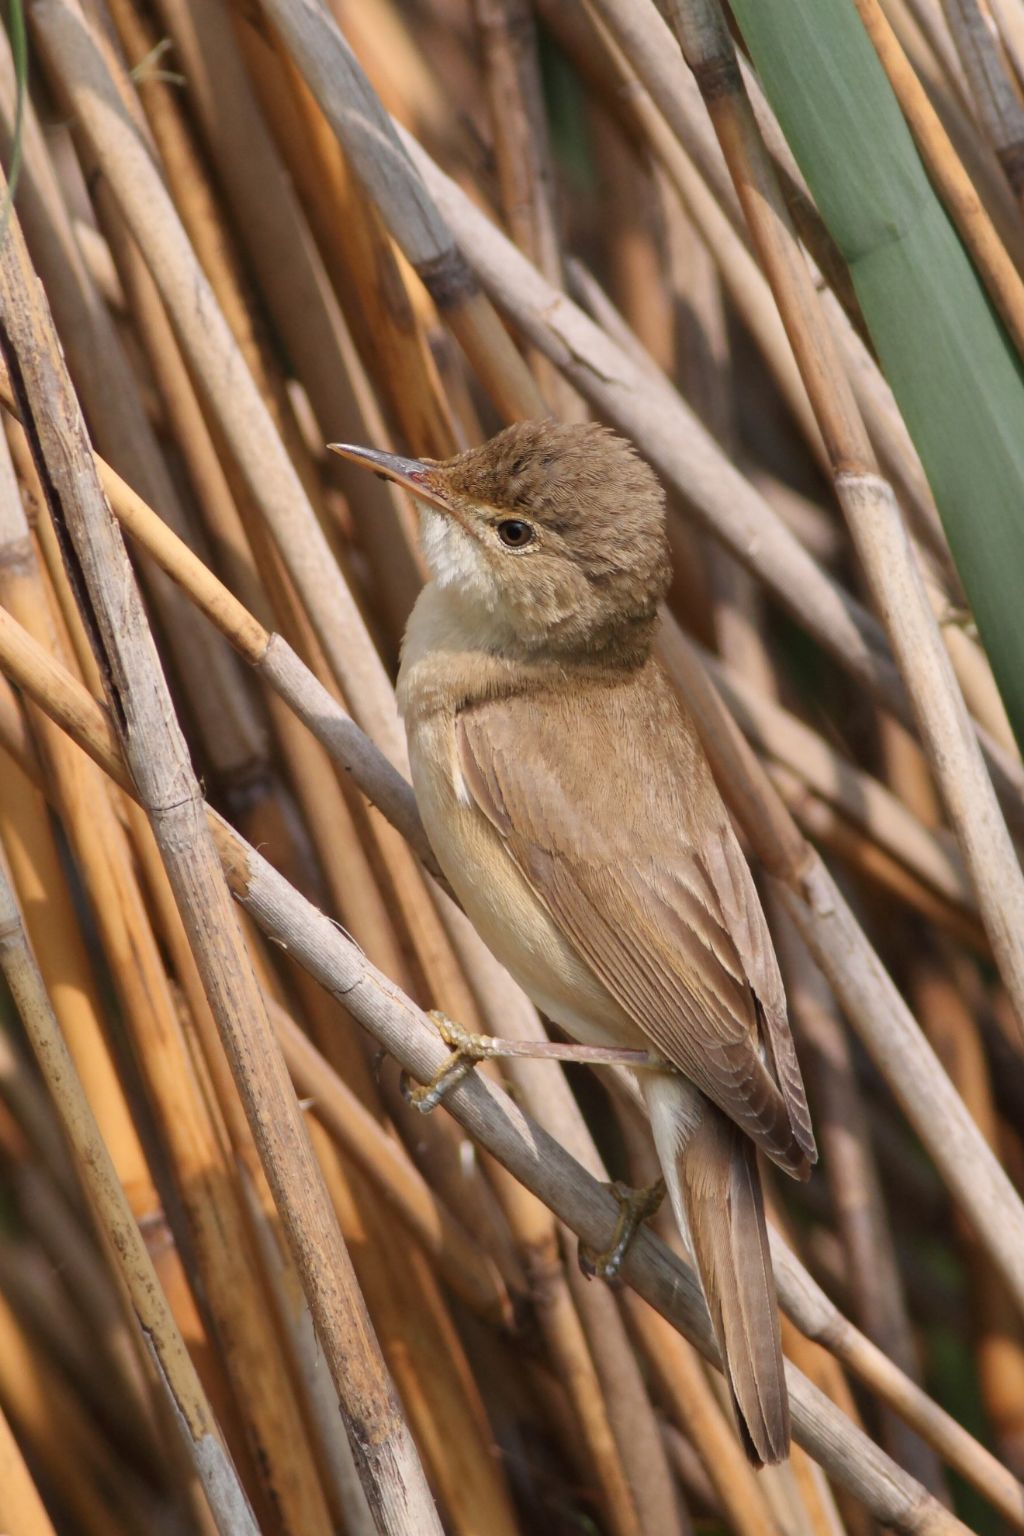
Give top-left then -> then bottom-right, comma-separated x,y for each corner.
0,860 -> 258,1536
30,0 -> 407,767
664,0 -> 1024,1039
469,0 -> 583,417
0,441 -> 340,1534
0,185 -> 440,1536
856,0 -> 1024,356
0,1399 -> 57,1536
935,0 -> 1024,205
0,596 -> 993,1534
250,0 -> 544,422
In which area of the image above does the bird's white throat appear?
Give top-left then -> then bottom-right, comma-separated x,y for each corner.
418,506 -> 501,611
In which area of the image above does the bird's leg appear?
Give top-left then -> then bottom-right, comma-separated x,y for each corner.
403,1013 -> 505,1112
403,1011 -> 662,1112
578,1178 -> 666,1283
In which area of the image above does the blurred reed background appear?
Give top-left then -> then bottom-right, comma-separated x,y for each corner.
1,0 -> 1024,1531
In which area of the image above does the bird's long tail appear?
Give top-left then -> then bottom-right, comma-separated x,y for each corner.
644,1076 -> 789,1466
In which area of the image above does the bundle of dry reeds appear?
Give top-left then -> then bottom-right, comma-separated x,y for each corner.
1,0 -> 1024,1531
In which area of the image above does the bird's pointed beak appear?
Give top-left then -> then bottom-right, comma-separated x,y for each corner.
328,442 -> 452,514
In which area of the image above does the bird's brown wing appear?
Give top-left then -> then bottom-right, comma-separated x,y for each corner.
456,665 -> 815,1175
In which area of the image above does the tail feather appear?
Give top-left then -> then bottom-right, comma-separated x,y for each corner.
645,1075 -> 789,1466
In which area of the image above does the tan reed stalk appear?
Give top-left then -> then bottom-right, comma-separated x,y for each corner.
0,25 -> 267,785
766,769 -> 986,949
271,1000 -> 512,1322
935,0 -> 1024,202
469,0 -> 584,416
856,0 -> 1024,355
303,1111 -> 523,1536
917,952 -> 1024,1467
627,1297 -> 782,1536
0,1234 -> 157,1479
250,0 -> 545,421
0,599 -> 984,1530
431,920 -> 692,1530
250,25 -> 458,461
30,0 -> 408,769
0,1400 -> 57,1536
151,861 -> 387,1536
397,123 -> 1024,834
94,0 -> 332,531
235,21 -> 444,640
885,0 -> 1024,258
0,1019 -> 76,1208
545,0 -> 964,597
665,0 -> 1024,1037
0,174 -> 440,1536
120,0 -> 401,507
0,1284 -> 162,1536
701,647 -> 976,918
209,794 -> 522,1531
0,470 -> 222,1440
0,857 -> 258,1533
1,440 -> 344,1532
773,906 -> 948,1487
988,0 -> 1024,92
502,1187 -> 647,1536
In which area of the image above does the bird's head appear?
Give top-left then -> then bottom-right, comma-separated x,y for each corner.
330,420 -> 670,661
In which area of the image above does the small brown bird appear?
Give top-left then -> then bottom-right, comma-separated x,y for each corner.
331,420 -> 816,1465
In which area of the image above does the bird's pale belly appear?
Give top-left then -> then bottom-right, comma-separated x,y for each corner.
408,717 -> 645,1054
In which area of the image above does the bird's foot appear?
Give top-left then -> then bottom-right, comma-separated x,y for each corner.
578,1178 -> 666,1283
402,1012 -> 503,1113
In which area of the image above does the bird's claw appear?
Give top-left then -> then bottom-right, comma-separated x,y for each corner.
401,1011 -> 500,1113
578,1177 -> 666,1283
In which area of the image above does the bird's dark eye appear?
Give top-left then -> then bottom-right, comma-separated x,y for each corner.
497,519 -> 535,548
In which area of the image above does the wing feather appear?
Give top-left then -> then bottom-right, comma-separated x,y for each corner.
456,664 -> 815,1176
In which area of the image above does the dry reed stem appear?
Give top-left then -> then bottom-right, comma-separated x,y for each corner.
83,443 -> 436,868
0,1287 -> 146,1536
937,0 -> 1024,201
253,0 -> 545,421
141,0 -> 402,514
667,0 -> 1024,1040
0,859 -> 258,1535
988,0 -> 1024,93
857,0 -> 1024,356
471,0 -> 581,415
703,646 -> 975,917
627,1298 -> 782,1536
31,0 -> 408,768
914,951 -> 1024,1466
566,1264 -> 689,1536
774,907 -> 952,1488
272,999 -> 513,1324
0,175 -> 441,1536
0,22 -> 266,784
257,29 -> 458,461
0,597 -> 988,1533
0,1399 -> 58,1536
0,469 -> 339,1533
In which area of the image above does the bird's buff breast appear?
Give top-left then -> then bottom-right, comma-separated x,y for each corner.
405,709 -> 637,1050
